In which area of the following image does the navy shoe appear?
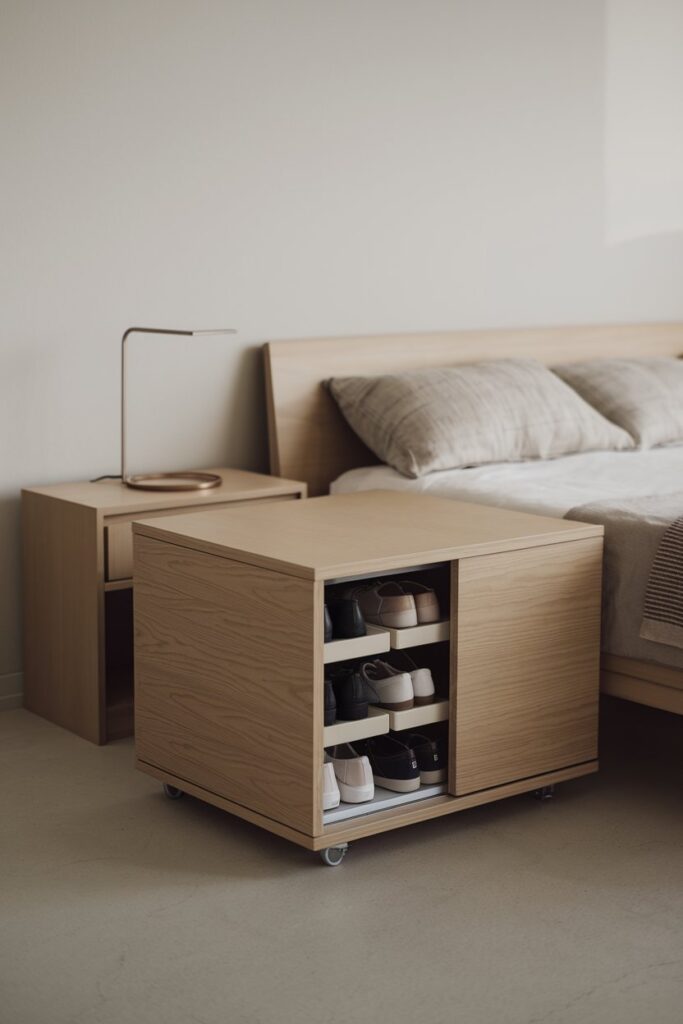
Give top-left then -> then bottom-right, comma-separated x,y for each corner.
398,732 -> 447,784
358,736 -> 420,793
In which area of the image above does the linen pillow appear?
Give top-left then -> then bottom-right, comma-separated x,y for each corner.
554,358 -> 683,448
327,358 -> 633,478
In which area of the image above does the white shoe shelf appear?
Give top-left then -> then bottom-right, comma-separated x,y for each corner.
323,624 -> 390,664
323,706 -> 390,745
133,489 -> 602,862
324,783 -> 448,824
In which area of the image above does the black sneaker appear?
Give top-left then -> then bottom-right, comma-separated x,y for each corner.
324,678 -> 337,726
358,736 -> 420,793
331,669 -> 368,721
326,596 -> 366,639
324,605 -> 333,643
399,732 -> 447,784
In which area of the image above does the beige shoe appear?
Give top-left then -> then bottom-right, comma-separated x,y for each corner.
354,582 -> 417,629
322,757 -> 341,810
360,659 -> 414,710
328,744 -> 374,803
378,652 -> 435,705
398,580 -> 441,623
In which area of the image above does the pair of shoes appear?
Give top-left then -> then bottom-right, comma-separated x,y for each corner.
325,669 -> 367,724
391,731 -> 448,784
360,653 -> 435,710
357,732 -> 448,792
323,733 -> 448,808
325,745 -> 374,805
324,596 -> 366,641
351,580 -> 441,629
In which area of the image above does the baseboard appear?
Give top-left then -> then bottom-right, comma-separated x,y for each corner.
0,672 -> 23,710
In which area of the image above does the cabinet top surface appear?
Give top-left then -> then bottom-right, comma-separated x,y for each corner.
22,468 -> 305,515
133,489 -> 603,579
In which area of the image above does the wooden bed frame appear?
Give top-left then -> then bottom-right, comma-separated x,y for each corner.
264,321 -> 683,716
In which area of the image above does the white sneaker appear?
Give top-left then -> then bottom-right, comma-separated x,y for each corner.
397,580 -> 441,624
353,582 -> 418,629
322,758 -> 341,810
380,652 -> 435,705
360,660 -> 414,710
328,744 -> 374,803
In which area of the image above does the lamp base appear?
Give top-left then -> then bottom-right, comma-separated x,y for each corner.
123,471 -> 222,492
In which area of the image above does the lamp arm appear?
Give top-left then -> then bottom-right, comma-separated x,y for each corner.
120,327 -> 194,483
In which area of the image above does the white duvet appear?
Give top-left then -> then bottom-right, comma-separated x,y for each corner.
331,447 -> 683,518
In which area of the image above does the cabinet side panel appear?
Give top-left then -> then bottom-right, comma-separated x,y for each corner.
134,534 -> 318,836
22,492 -> 103,742
454,538 -> 602,795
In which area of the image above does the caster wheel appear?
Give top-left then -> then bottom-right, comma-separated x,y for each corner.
533,784 -> 555,801
320,844 -> 348,867
163,783 -> 184,800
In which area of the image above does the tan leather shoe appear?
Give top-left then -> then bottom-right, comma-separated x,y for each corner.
398,580 -> 441,623
354,582 -> 417,628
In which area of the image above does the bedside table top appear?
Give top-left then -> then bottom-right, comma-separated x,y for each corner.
22,468 -> 305,516
134,489 -> 603,580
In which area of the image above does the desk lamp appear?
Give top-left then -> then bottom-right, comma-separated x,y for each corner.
121,326 -> 236,491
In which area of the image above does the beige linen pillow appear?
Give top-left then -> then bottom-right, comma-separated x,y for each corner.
554,358 -> 683,448
327,358 -> 633,478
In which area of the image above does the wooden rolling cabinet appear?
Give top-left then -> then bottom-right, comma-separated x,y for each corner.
133,490 -> 604,864
21,469 -> 306,744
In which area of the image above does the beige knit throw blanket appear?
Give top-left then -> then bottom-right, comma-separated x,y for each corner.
566,493 -> 683,655
641,514 -> 683,648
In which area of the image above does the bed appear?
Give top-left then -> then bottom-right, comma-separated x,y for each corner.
264,322 -> 683,715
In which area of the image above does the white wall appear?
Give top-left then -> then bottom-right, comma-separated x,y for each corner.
2,0 -> 683,705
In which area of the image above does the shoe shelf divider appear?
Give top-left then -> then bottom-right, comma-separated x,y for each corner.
324,782 -> 448,825
323,706 -> 390,746
383,699 -> 449,731
387,619 -> 450,649
323,624 -> 390,665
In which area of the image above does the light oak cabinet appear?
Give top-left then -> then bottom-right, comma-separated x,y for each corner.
21,469 -> 305,743
133,490 -> 603,862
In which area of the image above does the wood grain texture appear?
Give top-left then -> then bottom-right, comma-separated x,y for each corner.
453,537 -> 603,795
134,534 -> 322,836
264,322 -> 683,495
25,467 -> 306,515
320,761 -> 598,849
133,490 -> 602,582
602,654 -> 683,692
21,471 -> 305,744
22,492 -> 104,742
139,758 -> 597,851
105,495 -> 299,582
600,654 -> 683,714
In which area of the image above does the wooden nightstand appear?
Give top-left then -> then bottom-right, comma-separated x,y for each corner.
133,490 -> 603,864
22,469 -> 306,743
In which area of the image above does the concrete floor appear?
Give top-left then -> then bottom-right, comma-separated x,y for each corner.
1,700 -> 681,1024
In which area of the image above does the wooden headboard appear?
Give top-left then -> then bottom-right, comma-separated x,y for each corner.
264,322 -> 683,496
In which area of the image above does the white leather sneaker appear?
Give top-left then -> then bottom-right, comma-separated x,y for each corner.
328,744 -> 374,803
398,580 -> 441,623
381,652 -> 435,705
322,758 -> 341,810
353,582 -> 418,628
360,660 -> 414,710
